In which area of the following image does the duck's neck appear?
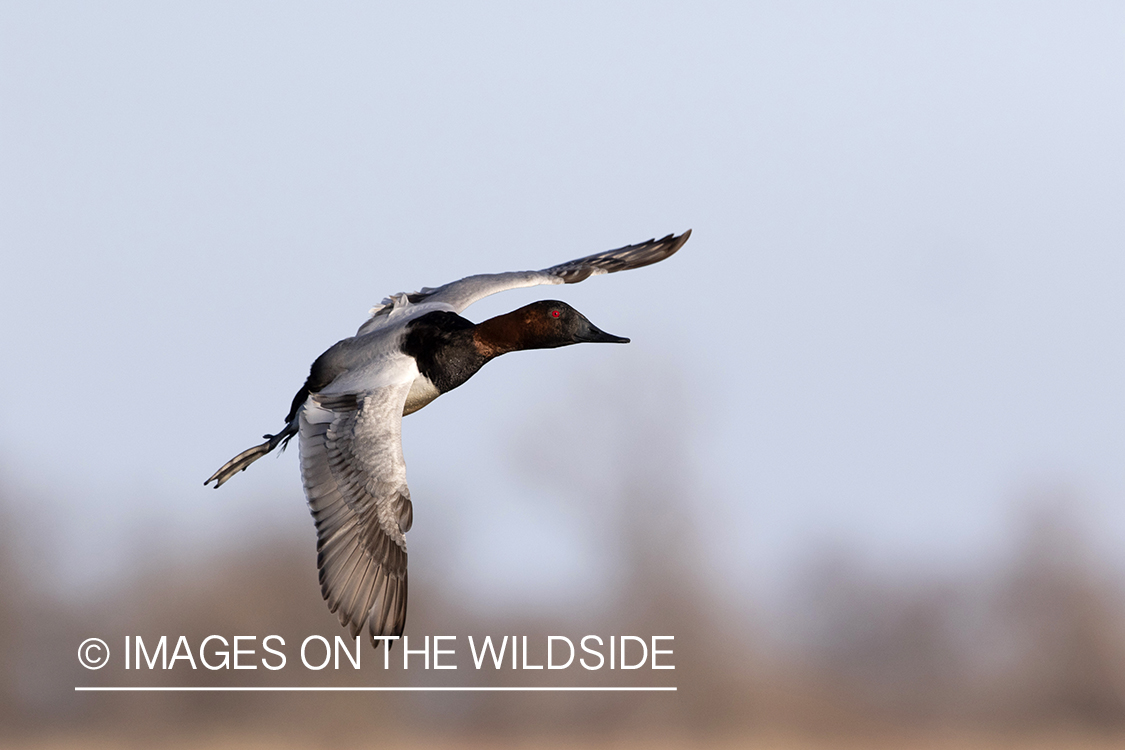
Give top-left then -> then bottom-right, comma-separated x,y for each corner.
402,308 -> 540,400
401,312 -> 491,396
472,308 -> 535,357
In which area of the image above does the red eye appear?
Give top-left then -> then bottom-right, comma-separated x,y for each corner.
550,309 -> 561,318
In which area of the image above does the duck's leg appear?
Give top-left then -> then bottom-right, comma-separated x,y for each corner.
205,420 -> 297,488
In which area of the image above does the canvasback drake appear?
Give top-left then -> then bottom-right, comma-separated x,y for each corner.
205,230 -> 691,645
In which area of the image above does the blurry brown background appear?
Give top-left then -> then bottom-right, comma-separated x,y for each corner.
3,380 -> 1124,748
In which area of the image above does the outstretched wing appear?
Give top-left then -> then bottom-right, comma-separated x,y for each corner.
357,230 -> 690,335
538,229 -> 692,284
299,385 -> 413,642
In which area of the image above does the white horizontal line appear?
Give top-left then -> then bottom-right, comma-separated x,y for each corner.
75,686 -> 676,692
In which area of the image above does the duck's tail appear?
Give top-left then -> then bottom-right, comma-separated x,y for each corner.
205,421 -> 298,489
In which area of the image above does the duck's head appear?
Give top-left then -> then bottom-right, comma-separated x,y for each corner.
533,300 -> 630,347
477,300 -> 629,355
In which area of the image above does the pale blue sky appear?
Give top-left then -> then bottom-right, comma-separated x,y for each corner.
2,2 -> 1123,616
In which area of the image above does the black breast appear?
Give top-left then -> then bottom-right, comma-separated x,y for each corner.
401,311 -> 490,394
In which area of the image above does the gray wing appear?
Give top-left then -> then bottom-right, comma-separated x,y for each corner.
299,385 -> 413,642
419,229 -> 691,312
538,229 -> 692,284
357,230 -> 690,335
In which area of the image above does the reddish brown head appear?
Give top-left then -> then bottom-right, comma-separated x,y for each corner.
473,300 -> 629,357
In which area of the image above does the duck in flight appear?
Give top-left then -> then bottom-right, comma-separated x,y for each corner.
206,230 -> 691,646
